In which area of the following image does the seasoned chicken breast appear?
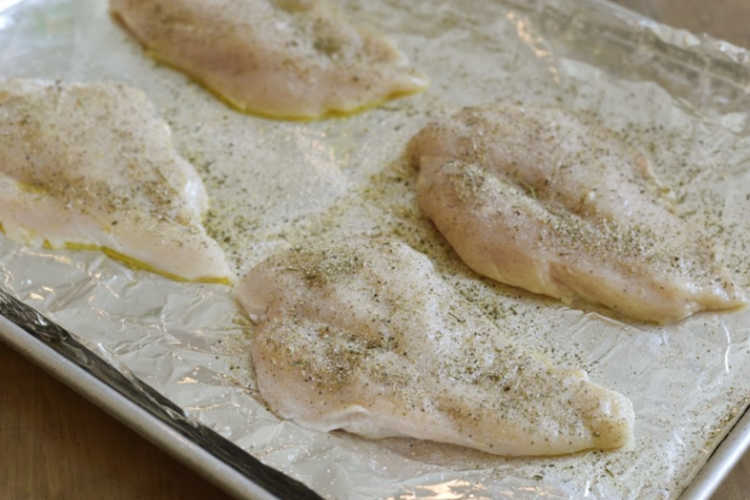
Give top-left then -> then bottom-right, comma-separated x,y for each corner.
110,0 -> 427,119
0,79 -> 232,283
236,239 -> 634,456
409,105 -> 745,323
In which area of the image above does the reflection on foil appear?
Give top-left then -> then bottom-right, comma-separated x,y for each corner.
293,127 -> 348,194
505,11 -> 561,83
390,479 -> 491,500
721,321 -> 732,374
0,0 -> 25,13
0,14 -> 13,30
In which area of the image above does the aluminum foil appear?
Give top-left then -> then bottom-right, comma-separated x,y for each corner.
2,0 -> 750,498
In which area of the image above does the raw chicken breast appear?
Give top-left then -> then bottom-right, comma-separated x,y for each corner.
409,105 -> 745,323
0,79 -> 232,283
110,0 -> 427,119
236,239 -> 634,456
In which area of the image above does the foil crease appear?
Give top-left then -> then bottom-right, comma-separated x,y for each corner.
2,0 -> 750,498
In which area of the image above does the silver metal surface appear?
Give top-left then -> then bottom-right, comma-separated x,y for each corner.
0,317 -> 275,500
681,408 -> 750,499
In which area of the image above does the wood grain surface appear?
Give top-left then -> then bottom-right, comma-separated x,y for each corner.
0,341 -> 234,500
2,1 -> 750,499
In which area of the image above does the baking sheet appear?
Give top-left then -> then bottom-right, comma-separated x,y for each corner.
2,0 -> 750,498
0,290 -> 317,500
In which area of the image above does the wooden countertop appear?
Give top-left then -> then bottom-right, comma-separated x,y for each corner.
1,339 -> 748,499
0,341 -> 233,500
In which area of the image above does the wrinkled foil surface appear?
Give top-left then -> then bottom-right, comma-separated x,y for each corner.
2,0 -> 750,498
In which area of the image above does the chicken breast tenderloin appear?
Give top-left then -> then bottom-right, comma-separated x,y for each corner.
236,239 -> 634,456
409,105 -> 745,323
110,0 -> 427,119
0,79 -> 232,283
